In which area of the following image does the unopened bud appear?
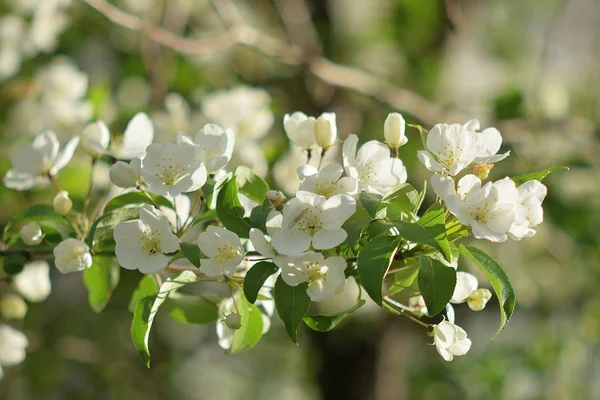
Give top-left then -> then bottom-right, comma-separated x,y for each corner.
1,294 -> 28,320
225,312 -> 242,330
53,190 -> 72,216
472,163 -> 494,180
20,222 -> 43,246
384,113 -> 408,149
109,159 -> 140,188
266,190 -> 284,210
314,112 -> 337,150
466,288 -> 492,311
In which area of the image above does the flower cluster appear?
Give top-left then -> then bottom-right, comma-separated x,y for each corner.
0,88 -> 558,372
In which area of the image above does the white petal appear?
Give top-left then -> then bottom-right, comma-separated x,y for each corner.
50,136 -> 80,175
249,228 -> 277,258
312,228 -> 347,250
120,112 -> 154,159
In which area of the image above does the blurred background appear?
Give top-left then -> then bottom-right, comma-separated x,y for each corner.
0,0 -> 598,399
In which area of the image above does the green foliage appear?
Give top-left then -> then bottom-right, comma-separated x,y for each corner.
236,166 -> 269,204
180,242 -> 201,268
360,191 -> 384,219
128,275 -> 159,313
86,207 -> 140,249
216,177 -> 251,238
341,205 -> 373,246
387,263 -> 419,295
459,245 -> 517,338
274,276 -> 311,343
83,256 -> 120,313
357,234 -> 401,305
2,254 -> 28,275
2,204 -> 69,243
164,293 -> 219,325
243,261 -> 278,304
304,299 -> 366,332
510,166 -> 569,186
418,255 -> 457,317
103,192 -> 174,215
382,183 -> 421,219
395,202 -> 451,261
230,295 -> 265,354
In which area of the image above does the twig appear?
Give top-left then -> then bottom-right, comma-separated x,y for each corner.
383,296 -> 431,329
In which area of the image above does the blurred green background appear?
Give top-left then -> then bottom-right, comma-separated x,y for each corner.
0,0 -> 598,399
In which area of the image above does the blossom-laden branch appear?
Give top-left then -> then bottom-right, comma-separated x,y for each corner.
82,0 -> 467,125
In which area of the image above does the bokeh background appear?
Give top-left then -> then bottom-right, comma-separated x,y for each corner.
0,0 -> 598,399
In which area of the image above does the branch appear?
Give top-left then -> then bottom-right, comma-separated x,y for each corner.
83,0 -> 467,125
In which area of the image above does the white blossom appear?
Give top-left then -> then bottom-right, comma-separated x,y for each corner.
53,238 -> 92,274
314,112 -> 337,150
297,163 -> 359,199
178,123 -> 234,173
13,261 -> 51,302
432,320 -> 472,361
19,221 -> 43,246
384,112 -> 408,148
463,119 -> 510,164
114,205 -> 179,274
197,226 -> 245,277
451,271 -> 479,303
417,123 -> 479,176
270,190 -> 356,256
342,134 -> 407,195
52,190 -> 72,215
81,121 -> 110,157
509,180 -> 548,241
0,324 -> 28,379
284,111 -> 318,150
109,159 -> 141,189
278,252 -> 346,302
141,141 -> 207,197
3,130 -> 79,190
467,289 -> 492,311
1,294 -> 28,320
115,112 -> 154,159
445,175 -> 519,243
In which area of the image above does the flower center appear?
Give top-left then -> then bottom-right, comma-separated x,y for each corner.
359,162 -> 374,183
156,158 -> 185,186
302,261 -> 327,284
467,202 -> 490,224
216,245 -> 240,263
140,231 -> 162,255
437,144 -> 463,170
314,181 -> 337,198
295,209 -> 323,235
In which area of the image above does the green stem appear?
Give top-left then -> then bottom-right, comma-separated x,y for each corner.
383,296 -> 431,329
82,159 -> 97,218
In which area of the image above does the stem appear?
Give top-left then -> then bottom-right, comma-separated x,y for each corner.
90,180 -> 112,221
47,172 -> 61,192
138,188 -> 161,208
383,296 -> 431,329
317,148 -> 327,170
82,159 -> 97,218
386,262 -> 418,275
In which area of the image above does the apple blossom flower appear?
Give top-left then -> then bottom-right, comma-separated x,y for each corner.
314,112 -> 337,150
278,252 -> 346,302
3,130 -> 79,190
266,190 -> 284,210
417,123 -> 479,176
466,289 -> 492,311
53,238 -> 92,274
177,123 -> 234,173
445,176 -> 519,242
0,294 -> 27,320
20,222 -> 43,246
80,121 -> 110,157
452,271 -> 494,311
141,141 -> 207,197
509,180 -> 548,241
270,191 -> 356,256
384,112 -> 408,149
463,119 -> 510,164
432,320 -> 472,361
283,112 -> 318,150
197,226 -> 245,277
114,205 -> 179,274
109,159 -> 141,189
297,164 -> 359,199
0,324 -> 28,379
342,134 -> 407,195
116,112 -> 154,160
52,190 -> 72,215
13,261 -> 52,302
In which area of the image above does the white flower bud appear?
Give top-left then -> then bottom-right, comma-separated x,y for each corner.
283,112 -> 318,150
466,288 -> 492,311
53,238 -> 92,274
20,222 -> 43,246
109,159 -> 140,188
266,190 -> 284,210
314,112 -> 337,150
53,190 -> 72,216
0,294 -> 28,320
13,261 -> 52,303
384,113 -> 407,149
225,312 -> 242,330
432,320 -> 472,361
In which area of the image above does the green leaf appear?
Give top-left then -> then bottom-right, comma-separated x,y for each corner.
382,183 -> 420,219
274,276 -> 311,343
510,166 -> 568,186
304,299 -> 365,332
2,255 -> 28,275
83,256 -> 120,313
341,206 -> 373,246
103,192 -> 174,215
180,242 -> 201,268
2,204 -> 69,241
357,234 -> 401,305
387,263 -> 419,295
395,202 -> 451,261
130,271 -> 197,367
216,177 -> 251,238
236,166 -> 269,204
418,255 -> 457,317
86,207 -> 140,249
164,293 -> 219,324
243,261 -> 279,304
408,123 -> 428,148
249,199 -> 273,231
360,191 -> 383,219
128,275 -> 159,312
230,295 -> 265,353
459,245 -> 517,338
